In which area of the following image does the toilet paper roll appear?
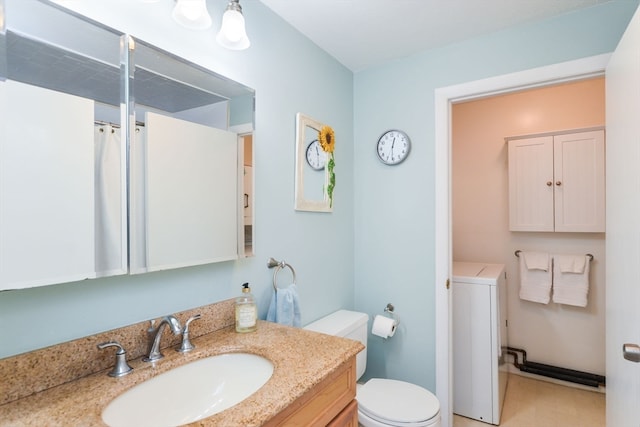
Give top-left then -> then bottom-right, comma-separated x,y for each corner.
372,315 -> 397,339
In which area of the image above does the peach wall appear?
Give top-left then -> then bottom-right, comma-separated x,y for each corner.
452,77 -> 605,377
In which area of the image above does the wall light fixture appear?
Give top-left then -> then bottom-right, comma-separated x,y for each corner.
216,0 -> 250,50
172,0 -> 212,30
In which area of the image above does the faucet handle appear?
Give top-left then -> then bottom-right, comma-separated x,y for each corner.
177,314 -> 202,353
97,341 -> 133,377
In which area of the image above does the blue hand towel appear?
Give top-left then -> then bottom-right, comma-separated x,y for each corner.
266,283 -> 301,327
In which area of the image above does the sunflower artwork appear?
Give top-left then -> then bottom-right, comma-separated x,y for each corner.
318,125 -> 336,207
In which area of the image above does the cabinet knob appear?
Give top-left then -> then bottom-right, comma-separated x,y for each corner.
556,181 -> 562,186
623,343 -> 640,363
546,181 -> 552,187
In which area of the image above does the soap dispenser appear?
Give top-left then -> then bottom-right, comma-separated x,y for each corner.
235,282 -> 257,333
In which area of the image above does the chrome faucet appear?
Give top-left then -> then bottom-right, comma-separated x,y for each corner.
144,315 -> 182,362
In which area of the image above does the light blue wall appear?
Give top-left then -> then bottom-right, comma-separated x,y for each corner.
0,0 -> 354,358
353,0 -> 638,391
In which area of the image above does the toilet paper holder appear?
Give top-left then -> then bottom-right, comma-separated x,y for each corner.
384,303 -> 400,326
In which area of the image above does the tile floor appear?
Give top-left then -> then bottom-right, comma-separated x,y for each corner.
453,374 -> 605,427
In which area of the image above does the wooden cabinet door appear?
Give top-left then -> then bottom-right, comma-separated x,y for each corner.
553,130 -> 605,232
327,399 -> 358,427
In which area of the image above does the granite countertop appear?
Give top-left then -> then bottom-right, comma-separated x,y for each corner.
0,321 -> 363,426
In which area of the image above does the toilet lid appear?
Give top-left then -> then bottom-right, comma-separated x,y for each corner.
357,379 -> 440,426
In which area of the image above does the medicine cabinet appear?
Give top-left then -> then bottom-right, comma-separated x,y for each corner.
128,39 -> 254,273
507,129 -> 605,233
0,0 -> 255,290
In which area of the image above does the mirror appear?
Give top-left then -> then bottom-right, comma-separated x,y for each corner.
240,133 -> 254,257
295,113 -> 334,212
128,39 -> 255,273
0,0 -> 126,289
0,0 -> 255,290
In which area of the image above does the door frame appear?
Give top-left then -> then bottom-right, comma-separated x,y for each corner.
433,53 -> 611,427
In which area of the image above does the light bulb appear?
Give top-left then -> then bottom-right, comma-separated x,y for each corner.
216,2 -> 250,50
221,10 -> 245,42
172,0 -> 212,30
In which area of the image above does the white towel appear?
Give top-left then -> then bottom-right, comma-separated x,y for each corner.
552,254 -> 590,307
518,252 -> 552,304
266,284 -> 301,327
556,254 -> 587,274
524,251 -> 550,271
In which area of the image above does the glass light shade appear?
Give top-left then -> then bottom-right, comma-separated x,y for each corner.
172,0 -> 212,30
216,8 -> 250,50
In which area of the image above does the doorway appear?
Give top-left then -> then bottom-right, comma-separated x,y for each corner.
433,54 -> 611,427
450,78 -> 606,425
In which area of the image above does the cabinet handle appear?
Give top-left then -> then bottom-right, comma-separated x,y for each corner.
546,181 -> 552,187
623,343 -> 640,363
556,181 -> 562,186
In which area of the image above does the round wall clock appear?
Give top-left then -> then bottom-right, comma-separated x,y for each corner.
376,129 -> 411,165
306,139 -> 327,170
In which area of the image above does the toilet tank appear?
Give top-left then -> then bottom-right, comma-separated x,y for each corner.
304,310 -> 368,380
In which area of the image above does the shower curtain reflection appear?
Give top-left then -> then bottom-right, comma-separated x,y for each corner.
94,124 -> 124,277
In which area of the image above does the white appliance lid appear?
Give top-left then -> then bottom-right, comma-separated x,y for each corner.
357,379 -> 440,425
452,261 -> 504,284
452,262 -> 485,278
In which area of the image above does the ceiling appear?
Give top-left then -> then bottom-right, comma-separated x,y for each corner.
259,0 -> 610,72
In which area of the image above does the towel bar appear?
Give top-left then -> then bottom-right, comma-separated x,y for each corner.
514,250 -> 594,261
267,257 -> 297,290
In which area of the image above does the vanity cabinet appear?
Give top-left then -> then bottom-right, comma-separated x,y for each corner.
265,356 -> 357,427
508,129 -> 605,232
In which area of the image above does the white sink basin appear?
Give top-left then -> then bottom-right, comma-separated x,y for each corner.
102,353 -> 274,427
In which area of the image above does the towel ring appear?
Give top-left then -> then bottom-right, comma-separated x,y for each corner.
267,257 -> 297,291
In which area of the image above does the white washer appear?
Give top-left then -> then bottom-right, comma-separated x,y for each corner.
452,262 -> 508,425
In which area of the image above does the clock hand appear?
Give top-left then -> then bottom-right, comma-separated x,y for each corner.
388,137 -> 396,161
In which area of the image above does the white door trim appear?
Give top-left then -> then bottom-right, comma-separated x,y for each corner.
433,53 -> 610,427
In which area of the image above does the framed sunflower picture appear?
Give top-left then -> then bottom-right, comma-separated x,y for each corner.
294,112 -> 335,212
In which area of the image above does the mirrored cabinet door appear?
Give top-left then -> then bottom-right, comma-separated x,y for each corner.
128,38 -> 255,274
0,0 -> 126,290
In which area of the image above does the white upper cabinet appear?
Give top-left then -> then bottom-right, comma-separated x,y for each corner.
508,129 -> 605,232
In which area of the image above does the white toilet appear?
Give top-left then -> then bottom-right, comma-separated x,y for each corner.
305,310 -> 441,427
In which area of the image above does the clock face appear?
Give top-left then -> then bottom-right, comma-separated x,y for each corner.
377,130 -> 411,165
306,139 -> 327,170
